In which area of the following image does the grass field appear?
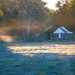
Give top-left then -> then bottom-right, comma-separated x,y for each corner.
0,42 -> 75,75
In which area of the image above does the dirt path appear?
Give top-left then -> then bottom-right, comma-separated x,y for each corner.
0,42 -> 75,75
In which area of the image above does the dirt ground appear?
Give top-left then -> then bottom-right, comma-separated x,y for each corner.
0,42 -> 75,75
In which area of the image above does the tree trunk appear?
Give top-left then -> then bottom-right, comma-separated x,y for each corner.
26,14 -> 30,41
44,22 -> 46,31
23,21 -> 26,41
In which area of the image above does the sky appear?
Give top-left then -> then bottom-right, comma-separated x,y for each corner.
42,0 -> 59,10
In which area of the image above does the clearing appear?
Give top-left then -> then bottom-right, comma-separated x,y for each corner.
0,42 -> 75,75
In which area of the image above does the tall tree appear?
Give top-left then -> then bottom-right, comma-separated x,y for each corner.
53,0 -> 75,32
19,0 -> 47,41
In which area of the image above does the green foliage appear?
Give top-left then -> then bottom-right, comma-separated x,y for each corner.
0,10 -> 5,23
50,33 -> 53,37
40,65 -> 50,71
0,15 -> 5,23
3,60 -> 11,63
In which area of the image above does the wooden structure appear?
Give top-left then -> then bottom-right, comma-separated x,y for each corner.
53,27 -> 73,39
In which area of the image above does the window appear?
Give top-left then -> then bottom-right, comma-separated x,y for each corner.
59,34 -> 61,38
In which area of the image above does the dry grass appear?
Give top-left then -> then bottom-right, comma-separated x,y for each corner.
0,42 -> 75,75
7,42 -> 75,55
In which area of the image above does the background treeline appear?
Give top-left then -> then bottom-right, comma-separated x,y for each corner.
0,0 -> 55,41
0,0 -> 54,24
0,0 -> 75,42
52,0 -> 75,33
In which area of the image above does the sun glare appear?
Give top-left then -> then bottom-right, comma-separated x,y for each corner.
42,0 -> 59,10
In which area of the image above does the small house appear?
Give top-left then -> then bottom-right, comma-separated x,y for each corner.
53,27 -> 73,39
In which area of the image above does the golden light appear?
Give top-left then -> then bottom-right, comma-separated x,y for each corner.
7,44 -> 75,56
0,10 -> 3,16
0,35 -> 13,42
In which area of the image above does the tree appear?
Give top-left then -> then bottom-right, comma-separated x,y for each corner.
56,1 -> 61,9
18,0 -> 48,41
0,0 -> 19,18
68,0 -> 75,12
0,10 -> 5,23
0,0 -> 53,41
53,0 -> 75,33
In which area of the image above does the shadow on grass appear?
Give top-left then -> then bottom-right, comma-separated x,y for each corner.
0,41 -> 75,75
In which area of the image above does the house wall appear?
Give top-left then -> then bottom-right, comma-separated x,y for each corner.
53,33 -> 71,39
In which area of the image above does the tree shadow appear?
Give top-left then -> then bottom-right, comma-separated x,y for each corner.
53,41 -> 75,45
0,41 -> 75,75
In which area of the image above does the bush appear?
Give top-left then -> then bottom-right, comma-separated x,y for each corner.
0,15 -> 5,23
0,10 -> 5,23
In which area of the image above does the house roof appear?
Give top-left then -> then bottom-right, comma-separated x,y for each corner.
53,27 -> 73,34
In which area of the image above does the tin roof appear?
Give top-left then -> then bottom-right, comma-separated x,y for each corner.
53,27 -> 73,34
59,27 -> 73,33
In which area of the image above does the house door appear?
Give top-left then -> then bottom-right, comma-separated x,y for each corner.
59,34 -> 61,38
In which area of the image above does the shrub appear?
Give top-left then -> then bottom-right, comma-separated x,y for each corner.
0,10 -> 3,16
0,10 -> 5,23
0,15 -> 5,23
